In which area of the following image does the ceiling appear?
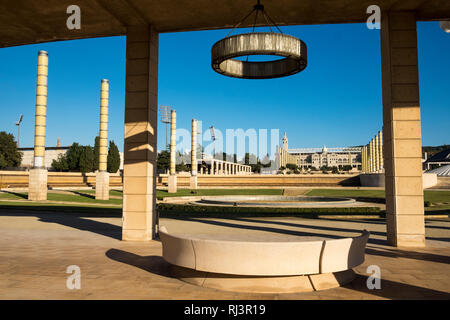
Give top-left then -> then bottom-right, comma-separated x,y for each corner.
1,0 -> 449,48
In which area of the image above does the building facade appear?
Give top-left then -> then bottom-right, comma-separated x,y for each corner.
19,147 -> 124,171
277,133 -> 361,170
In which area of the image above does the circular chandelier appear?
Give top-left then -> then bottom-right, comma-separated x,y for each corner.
211,0 -> 307,79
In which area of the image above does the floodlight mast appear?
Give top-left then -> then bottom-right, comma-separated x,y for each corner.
159,106 -> 171,151
209,126 -> 216,159
15,114 -> 23,148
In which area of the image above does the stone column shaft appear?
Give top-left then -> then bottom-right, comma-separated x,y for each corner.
29,50 -> 49,201
168,109 -> 177,193
381,11 -> 424,247
190,119 -> 198,189
96,79 -> 110,200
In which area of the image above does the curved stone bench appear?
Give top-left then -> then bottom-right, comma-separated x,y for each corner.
159,226 -> 370,293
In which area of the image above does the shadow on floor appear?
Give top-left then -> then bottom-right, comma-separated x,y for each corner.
345,274 -> 450,299
105,248 -> 450,300
224,217 -> 387,245
105,249 -> 173,278
36,213 -> 122,240
365,246 -> 450,264
0,206 -> 122,240
170,216 -> 353,240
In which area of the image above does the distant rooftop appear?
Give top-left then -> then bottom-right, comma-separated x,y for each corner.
425,148 -> 450,164
427,164 -> 450,176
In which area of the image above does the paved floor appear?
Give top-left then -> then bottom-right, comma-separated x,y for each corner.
0,209 -> 449,299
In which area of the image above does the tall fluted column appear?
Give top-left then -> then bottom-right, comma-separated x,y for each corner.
361,146 -> 366,172
378,130 -> 384,171
369,139 -> 374,172
365,145 -> 370,172
190,119 -> 198,189
168,109 -> 177,193
375,134 -> 380,172
28,50 -> 49,201
96,79 -> 110,200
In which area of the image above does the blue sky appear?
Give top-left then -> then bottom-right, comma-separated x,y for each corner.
0,21 -> 448,155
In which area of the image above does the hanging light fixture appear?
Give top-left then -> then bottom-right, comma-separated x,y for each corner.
211,0 -> 307,79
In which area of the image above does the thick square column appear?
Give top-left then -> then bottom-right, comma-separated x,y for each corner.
381,11 -> 425,247
122,25 -> 159,241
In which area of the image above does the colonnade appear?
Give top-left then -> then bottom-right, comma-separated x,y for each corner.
361,130 -> 384,173
205,160 -> 251,175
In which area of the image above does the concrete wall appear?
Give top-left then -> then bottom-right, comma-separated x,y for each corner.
360,173 -> 438,189
1,171 -> 360,188
0,171 -> 122,188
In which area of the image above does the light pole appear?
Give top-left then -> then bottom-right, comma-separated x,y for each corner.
15,114 -> 23,148
159,105 -> 171,151
209,126 -> 216,159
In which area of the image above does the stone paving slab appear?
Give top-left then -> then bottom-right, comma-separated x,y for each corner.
0,210 -> 449,300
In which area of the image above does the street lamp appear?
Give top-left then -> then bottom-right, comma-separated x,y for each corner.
159,105 -> 171,151
15,114 -> 23,148
209,126 -> 216,159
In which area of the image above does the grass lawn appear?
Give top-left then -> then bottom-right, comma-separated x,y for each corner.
306,189 -> 450,213
0,188 -> 448,216
0,191 -> 122,205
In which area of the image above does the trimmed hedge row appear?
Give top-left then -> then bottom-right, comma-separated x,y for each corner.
157,203 -> 381,218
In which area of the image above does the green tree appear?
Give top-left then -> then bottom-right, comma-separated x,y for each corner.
79,146 -> 94,173
66,143 -> 83,171
93,136 -> 100,171
157,150 -> 170,172
286,163 -> 297,171
342,165 -> 352,171
107,140 -> 121,173
0,131 -> 22,169
51,153 -> 69,171
176,161 -> 189,172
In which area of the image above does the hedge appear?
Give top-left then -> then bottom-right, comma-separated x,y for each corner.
157,203 -> 381,218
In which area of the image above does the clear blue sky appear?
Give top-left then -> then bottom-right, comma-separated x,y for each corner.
0,21 -> 448,154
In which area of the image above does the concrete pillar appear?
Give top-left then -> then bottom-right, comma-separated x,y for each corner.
96,79 -> 110,200
190,119 -> 198,189
200,166 -> 203,175
29,50 -> 48,201
122,26 -> 159,241
168,109 -> 177,193
381,11 -> 424,247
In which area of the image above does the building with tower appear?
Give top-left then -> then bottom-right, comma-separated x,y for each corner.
277,132 -> 361,170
